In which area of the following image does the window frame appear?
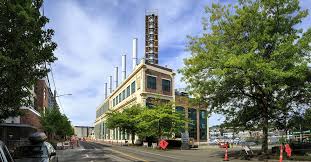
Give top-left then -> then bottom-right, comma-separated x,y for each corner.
131,81 -> 136,94
147,75 -> 157,90
126,86 -> 130,97
161,79 -> 171,92
122,90 -> 125,100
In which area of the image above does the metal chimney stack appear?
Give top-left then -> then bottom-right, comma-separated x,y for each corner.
114,67 -> 118,88
122,55 -> 126,81
104,83 -> 108,99
132,38 -> 138,70
108,76 -> 112,93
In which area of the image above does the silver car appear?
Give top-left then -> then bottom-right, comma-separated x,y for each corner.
14,141 -> 58,162
0,140 -> 14,162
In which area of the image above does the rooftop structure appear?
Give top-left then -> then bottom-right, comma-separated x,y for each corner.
145,10 -> 158,64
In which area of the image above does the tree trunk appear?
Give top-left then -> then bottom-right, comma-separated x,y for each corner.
131,133 -> 135,144
262,106 -> 269,155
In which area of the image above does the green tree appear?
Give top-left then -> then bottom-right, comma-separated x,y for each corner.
0,0 -> 57,121
106,104 -> 143,144
304,108 -> 311,130
180,0 -> 311,154
40,107 -> 73,140
287,108 -> 311,132
136,102 -> 187,142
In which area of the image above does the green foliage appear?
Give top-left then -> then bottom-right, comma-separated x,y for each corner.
180,0 -> 311,153
287,108 -> 311,132
105,103 -> 187,143
106,104 -> 143,144
136,102 -> 187,140
0,0 -> 57,121
40,107 -> 73,139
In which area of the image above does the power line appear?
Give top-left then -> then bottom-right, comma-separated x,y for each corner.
49,63 -> 57,91
49,63 -> 65,114
41,1 -> 65,115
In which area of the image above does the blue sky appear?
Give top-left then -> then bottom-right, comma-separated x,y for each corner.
43,0 -> 311,126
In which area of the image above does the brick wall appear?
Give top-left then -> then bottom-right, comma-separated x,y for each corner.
175,95 -> 190,108
35,80 -> 49,112
20,109 -> 41,130
145,69 -> 172,96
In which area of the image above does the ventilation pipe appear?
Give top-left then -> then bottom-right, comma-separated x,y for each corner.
104,82 -> 108,99
132,38 -> 138,70
108,76 -> 112,93
122,54 -> 126,81
114,67 -> 118,88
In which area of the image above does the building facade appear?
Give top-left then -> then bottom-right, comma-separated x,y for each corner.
74,126 -> 94,139
2,78 -> 58,137
1,78 -> 59,148
95,11 -> 209,145
95,59 -> 175,143
175,90 -> 209,143
95,60 -> 209,144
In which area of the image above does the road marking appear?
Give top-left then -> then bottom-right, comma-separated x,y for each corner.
108,145 -> 181,161
130,149 -> 180,160
110,149 -> 149,162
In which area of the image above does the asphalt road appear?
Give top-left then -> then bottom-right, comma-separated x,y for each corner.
56,141 -> 264,162
57,141 -> 185,162
57,141 -> 142,162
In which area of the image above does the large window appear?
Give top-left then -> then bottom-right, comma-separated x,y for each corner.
176,106 -> 185,116
200,110 -> 207,140
162,79 -> 171,92
122,90 -> 125,100
147,75 -> 156,89
126,86 -> 130,97
188,108 -> 197,138
131,81 -> 136,94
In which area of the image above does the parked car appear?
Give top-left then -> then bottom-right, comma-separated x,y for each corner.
13,132 -> 58,162
239,141 -> 257,146
13,141 -> 58,162
233,138 -> 240,144
0,140 -> 14,162
208,139 -> 218,145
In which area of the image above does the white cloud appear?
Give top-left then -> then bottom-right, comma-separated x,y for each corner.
44,0 -> 211,126
45,0 -> 311,126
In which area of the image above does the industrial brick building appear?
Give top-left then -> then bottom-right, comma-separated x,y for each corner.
1,78 -> 59,148
94,11 -> 209,145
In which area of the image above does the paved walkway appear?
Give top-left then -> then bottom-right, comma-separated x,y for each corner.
92,140 -> 309,162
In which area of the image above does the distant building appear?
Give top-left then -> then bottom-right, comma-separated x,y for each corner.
74,126 -> 94,138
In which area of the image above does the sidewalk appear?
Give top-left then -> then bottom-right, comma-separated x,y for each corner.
94,141 -> 309,162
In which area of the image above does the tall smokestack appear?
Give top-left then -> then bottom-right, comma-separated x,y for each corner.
114,67 -> 118,88
104,83 -> 108,99
132,38 -> 138,70
122,55 -> 126,81
109,76 -> 112,93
